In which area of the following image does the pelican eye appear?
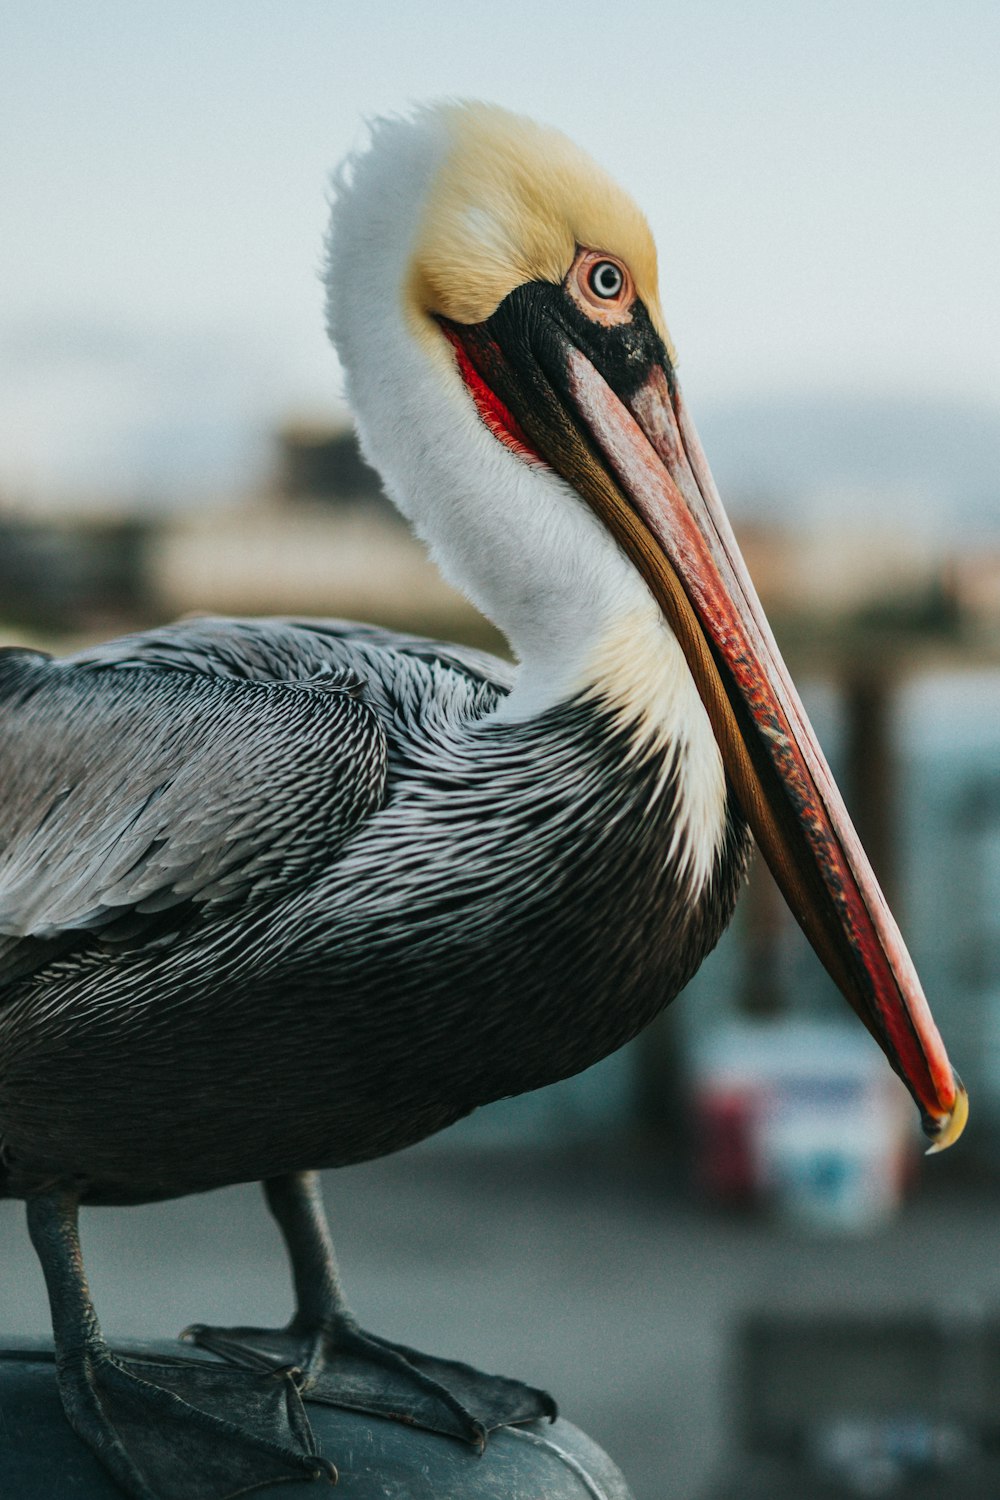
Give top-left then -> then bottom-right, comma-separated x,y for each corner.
569,250 -> 634,322
588,261 -> 624,299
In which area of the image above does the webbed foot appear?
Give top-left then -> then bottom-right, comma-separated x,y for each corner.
27,1191 -> 336,1500
195,1169 -> 557,1449
185,1315 -> 556,1446
56,1344 -> 335,1499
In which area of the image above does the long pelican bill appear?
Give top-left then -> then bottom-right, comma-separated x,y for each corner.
442,285 -> 966,1151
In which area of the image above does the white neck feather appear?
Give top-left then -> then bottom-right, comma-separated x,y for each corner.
326,111 -> 727,891
328,115 -> 645,703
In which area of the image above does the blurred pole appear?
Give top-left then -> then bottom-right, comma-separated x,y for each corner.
634,1008 -> 688,1153
842,671 -> 898,911
739,855 -> 787,1017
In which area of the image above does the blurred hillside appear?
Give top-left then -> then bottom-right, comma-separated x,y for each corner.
3,390 -> 1000,542
701,395 -> 1000,540
2,414 -> 998,654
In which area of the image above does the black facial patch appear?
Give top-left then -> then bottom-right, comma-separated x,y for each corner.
486,279 -> 673,404
438,279 -> 675,490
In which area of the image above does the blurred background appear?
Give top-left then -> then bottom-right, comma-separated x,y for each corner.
1,2 -> 999,1496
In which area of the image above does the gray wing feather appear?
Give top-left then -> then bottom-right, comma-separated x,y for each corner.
0,647 -> 387,946
66,615 -> 515,697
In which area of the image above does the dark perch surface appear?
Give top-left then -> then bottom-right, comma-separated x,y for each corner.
0,1340 -> 633,1500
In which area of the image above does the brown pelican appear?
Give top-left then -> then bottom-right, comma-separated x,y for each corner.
0,103 -> 966,1498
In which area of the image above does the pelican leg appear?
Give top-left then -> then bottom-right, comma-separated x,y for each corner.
185,1170 -> 556,1446
26,1189 -> 336,1500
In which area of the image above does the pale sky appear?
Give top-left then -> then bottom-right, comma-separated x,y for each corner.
1,0 -> 997,504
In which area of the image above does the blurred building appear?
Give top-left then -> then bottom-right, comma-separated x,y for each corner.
273,419 -> 389,513
148,421 -> 502,650
0,513 -> 151,634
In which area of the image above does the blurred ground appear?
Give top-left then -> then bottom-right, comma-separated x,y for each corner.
1,1142 -> 996,1500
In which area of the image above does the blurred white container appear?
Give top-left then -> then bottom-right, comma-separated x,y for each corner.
690,1019 -> 913,1233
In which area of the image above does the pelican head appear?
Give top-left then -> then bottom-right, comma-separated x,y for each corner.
326,101 -> 966,1150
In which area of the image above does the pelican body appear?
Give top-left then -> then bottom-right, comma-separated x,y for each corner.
0,104 -> 965,1498
0,617 -> 743,1202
